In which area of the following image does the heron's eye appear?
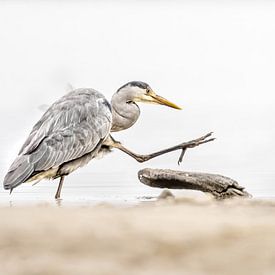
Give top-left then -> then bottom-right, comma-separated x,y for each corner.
146,89 -> 150,94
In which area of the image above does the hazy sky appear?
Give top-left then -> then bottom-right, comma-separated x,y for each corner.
0,1 -> 274,199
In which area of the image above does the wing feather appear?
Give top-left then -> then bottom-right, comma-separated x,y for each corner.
19,88 -> 112,174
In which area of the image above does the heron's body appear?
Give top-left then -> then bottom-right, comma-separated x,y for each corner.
4,88 -> 113,189
3,81 -> 195,198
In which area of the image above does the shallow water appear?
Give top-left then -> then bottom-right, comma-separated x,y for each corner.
0,1 -> 274,205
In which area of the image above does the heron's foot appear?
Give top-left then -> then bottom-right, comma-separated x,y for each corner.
181,132 -> 215,148
55,198 -> 63,207
55,193 -> 61,200
177,132 -> 215,165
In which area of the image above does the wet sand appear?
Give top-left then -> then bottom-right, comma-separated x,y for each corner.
1,197 -> 275,275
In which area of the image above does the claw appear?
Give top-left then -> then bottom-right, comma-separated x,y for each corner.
198,138 -> 216,145
176,133 -> 215,165
204,132 -> 213,139
178,148 -> 186,165
198,132 -> 213,141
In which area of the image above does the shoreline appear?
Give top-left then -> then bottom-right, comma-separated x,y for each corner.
1,197 -> 275,274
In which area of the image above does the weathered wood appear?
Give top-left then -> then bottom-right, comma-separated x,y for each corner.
138,168 -> 251,199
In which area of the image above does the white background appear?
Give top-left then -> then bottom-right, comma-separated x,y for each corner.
0,1 -> 274,203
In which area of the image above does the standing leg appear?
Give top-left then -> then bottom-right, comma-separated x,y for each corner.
55,176 -> 65,199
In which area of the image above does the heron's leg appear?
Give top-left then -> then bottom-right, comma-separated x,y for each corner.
55,176 -> 65,199
110,132 -> 215,165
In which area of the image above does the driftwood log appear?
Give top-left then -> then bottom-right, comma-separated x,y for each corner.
138,168 -> 251,200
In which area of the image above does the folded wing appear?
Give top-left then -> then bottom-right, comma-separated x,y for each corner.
4,88 -> 112,190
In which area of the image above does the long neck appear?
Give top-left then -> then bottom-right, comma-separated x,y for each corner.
111,92 -> 140,132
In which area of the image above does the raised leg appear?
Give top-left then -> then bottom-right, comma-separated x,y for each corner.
110,132 -> 215,165
55,176 -> 65,199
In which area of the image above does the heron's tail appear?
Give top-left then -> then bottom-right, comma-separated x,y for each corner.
3,155 -> 34,191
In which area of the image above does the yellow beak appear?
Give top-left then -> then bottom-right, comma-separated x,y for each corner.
150,94 -> 182,110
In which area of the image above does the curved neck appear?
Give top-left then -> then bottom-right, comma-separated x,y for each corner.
111,92 -> 140,132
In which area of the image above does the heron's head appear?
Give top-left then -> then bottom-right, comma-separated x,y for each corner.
116,81 -> 182,110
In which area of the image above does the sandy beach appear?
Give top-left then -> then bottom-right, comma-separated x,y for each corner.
1,197 -> 275,275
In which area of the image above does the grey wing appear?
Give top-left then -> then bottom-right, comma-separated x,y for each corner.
4,89 -> 112,189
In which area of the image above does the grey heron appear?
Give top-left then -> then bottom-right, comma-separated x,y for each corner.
3,81 -> 213,199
